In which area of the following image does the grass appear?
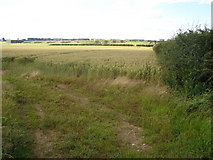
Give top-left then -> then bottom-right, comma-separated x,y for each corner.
2,44 -> 211,158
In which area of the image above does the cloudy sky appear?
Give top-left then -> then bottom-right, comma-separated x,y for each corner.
0,0 -> 211,40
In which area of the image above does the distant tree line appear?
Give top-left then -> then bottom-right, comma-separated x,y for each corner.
49,43 -> 154,47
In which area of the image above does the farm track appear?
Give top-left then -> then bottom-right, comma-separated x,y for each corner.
57,83 -> 150,151
2,46 -> 155,158
57,84 -> 89,105
34,104 -> 57,158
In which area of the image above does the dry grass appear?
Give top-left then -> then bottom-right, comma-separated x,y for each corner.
140,85 -> 168,97
21,71 -> 40,79
96,77 -> 143,87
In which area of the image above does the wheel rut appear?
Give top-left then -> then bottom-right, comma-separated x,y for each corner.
34,104 -> 57,158
57,84 -> 89,105
57,83 -> 151,151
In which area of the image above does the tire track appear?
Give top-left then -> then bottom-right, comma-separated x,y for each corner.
34,104 -> 57,158
57,83 -> 151,151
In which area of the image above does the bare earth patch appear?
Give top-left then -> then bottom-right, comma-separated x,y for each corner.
34,104 -> 58,158
34,129 -> 56,158
117,121 -> 151,151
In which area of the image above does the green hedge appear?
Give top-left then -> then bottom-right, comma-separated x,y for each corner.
153,28 -> 212,95
136,44 -> 154,47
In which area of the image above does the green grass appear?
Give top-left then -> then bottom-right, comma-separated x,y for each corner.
2,44 -> 211,158
2,64 -> 145,158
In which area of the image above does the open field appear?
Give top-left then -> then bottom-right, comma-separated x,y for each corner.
2,44 -> 160,81
2,44 -> 211,158
2,44 -> 156,64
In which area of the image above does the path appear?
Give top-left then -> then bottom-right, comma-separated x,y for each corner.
34,104 -> 57,158
57,83 -> 151,151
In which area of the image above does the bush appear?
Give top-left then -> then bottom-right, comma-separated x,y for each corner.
153,27 -> 212,95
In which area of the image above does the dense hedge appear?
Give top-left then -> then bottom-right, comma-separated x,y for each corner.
136,44 -> 154,47
153,28 -> 212,95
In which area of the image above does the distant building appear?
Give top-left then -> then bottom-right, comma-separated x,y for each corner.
7,40 -> 24,43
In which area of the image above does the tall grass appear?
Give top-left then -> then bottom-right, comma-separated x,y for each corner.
2,55 -> 161,83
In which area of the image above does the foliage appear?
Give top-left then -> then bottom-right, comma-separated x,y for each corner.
153,27 -> 212,95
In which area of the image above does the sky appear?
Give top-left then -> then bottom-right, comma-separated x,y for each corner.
0,0 -> 211,40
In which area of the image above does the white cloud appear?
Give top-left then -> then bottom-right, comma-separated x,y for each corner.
199,0 -> 212,4
138,0 -> 212,4
0,0 -> 210,40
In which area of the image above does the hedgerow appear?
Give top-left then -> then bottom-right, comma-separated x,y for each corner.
153,27 -> 212,96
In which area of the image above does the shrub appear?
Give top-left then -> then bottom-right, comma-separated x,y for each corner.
153,27 -> 212,95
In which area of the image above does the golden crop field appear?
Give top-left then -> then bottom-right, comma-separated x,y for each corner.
2,44 -> 160,81
2,44 -> 156,64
